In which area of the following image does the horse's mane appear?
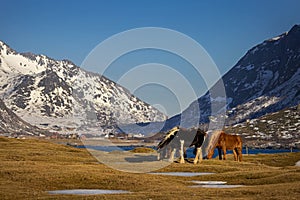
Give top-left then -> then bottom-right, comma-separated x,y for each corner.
203,130 -> 223,157
157,126 -> 206,150
157,126 -> 179,150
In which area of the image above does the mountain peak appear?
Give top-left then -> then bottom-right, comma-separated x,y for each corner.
0,40 -> 7,47
289,24 -> 300,33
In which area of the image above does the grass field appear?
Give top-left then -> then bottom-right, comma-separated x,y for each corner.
1,137 -> 300,199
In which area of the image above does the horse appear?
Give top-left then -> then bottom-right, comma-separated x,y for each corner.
157,126 -> 207,164
206,131 -> 242,162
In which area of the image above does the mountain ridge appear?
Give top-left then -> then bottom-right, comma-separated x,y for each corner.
165,24 -> 300,129
0,41 -> 166,133
0,98 -> 48,136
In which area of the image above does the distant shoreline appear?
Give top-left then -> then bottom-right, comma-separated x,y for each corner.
5,136 -> 299,151
72,144 -> 300,157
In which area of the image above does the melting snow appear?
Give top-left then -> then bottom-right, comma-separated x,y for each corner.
48,189 -> 130,195
269,36 -> 282,41
149,172 -> 214,177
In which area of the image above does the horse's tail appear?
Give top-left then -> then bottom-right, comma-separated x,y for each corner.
237,135 -> 243,149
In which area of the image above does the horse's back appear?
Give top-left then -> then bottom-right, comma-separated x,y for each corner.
220,132 -> 242,150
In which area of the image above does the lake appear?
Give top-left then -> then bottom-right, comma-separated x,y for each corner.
77,145 -> 299,158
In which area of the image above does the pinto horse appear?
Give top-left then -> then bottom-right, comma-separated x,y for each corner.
157,126 -> 207,164
207,131 -> 242,162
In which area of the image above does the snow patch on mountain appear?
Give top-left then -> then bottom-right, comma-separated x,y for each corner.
0,98 -> 48,136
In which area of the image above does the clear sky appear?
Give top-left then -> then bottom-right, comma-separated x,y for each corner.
1,0 -> 300,116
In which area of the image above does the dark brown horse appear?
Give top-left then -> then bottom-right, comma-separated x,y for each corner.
207,131 -> 242,162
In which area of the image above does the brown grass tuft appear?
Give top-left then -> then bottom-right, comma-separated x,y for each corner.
129,147 -> 156,153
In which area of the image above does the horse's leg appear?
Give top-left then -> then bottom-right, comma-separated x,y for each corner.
233,148 -> 238,161
194,147 -> 202,164
238,148 -> 242,162
157,150 -> 161,160
157,148 -> 165,160
199,148 -> 203,163
169,148 -> 176,162
222,146 -> 227,160
179,140 -> 185,164
194,148 -> 199,164
166,147 -> 171,159
218,147 -> 222,160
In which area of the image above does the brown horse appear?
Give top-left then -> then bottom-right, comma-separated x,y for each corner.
207,131 -> 242,162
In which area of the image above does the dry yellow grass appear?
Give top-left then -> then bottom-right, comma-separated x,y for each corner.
0,136 -> 300,199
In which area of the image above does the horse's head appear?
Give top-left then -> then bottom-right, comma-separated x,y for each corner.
206,148 -> 214,159
197,129 -> 207,136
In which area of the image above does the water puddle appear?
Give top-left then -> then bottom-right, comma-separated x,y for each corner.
191,185 -> 244,188
48,189 -> 130,195
188,180 -> 244,188
149,172 -> 214,177
190,181 -> 227,185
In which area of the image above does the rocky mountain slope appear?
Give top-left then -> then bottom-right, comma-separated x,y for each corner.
167,24 -> 300,128
225,104 -> 300,149
0,41 -> 166,132
0,98 -> 47,136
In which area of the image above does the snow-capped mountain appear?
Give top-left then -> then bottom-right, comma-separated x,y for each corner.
0,98 -> 47,136
0,41 -> 166,131
167,24 -> 300,128
224,24 -> 300,124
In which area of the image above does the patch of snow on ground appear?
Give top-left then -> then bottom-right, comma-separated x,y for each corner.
48,189 -> 130,195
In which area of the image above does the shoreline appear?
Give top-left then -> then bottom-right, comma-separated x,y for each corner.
4,136 -> 300,151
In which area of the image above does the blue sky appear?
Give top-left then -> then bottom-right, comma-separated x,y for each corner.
1,0 -> 300,116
